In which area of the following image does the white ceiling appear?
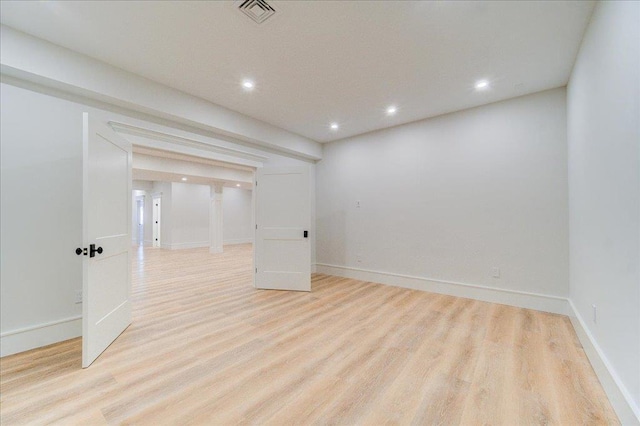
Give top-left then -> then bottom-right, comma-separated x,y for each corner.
0,1 -> 594,143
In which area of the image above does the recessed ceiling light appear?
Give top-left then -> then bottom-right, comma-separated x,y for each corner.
236,183 -> 241,187
242,80 -> 255,90
475,80 -> 490,90
386,105 -> 397,116
181,177 -> 188,181
330,123 -> 339,130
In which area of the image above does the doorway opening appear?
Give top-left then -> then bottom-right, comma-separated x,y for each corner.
129,145 -> 311,293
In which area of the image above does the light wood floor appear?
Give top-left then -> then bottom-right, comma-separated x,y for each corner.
1,244 -> 618,425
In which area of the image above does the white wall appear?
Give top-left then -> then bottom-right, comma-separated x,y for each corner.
143,193 -> 153,245
147,182 -> 249,249
317,88 -> 569,310
567,1 -> 640,421
133,180 -> 154,192
131,189 -> 153,246
223,187 -> 253,245
170,182 -> 210,249
0,83 -> 83,356
132,181 -> 154,245
132,191 -> 143,244
144,184 -> 253,249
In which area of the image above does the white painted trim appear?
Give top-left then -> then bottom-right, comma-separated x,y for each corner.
0,316 -> 82,357
223,238 -> 254,245
311,263 -> 317,274
110,121 -> 267,167
170,241 -> 210,250
113,121 -> 268,160
133,146 -> 254,173
315,263 -> 569,315
568,301 -> 640,425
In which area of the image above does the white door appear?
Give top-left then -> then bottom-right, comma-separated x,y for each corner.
153,197 -> 161,247
255,166 -> 311,291
82,113 -> 132,368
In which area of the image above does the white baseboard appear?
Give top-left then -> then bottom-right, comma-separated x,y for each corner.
315,263 -> 569,315
169,241 -> 210,250
568,301 -> 640,425
223,238 -> 253,245
0,315 -> 81,357
311,263 -> 317,274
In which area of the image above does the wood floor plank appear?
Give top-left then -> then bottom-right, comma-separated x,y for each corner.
0,244 -> 619,425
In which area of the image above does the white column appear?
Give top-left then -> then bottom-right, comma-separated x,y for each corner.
209,183 -> 224,254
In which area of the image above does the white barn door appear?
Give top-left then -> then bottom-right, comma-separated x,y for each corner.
82,113 -> 132,368
255,167 -> 311,292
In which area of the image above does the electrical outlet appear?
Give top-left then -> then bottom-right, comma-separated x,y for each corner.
491,267 -> 500,278
75,290 -> 82,304
356,200 -> 361,208
592,304 -> 597,323
356,254 -> 362,263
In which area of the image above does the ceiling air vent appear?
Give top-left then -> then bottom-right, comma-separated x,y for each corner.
238,0 -> 276,24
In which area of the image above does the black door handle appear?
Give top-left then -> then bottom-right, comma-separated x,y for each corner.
90,244 -> 103,258
304,230 -> 308,238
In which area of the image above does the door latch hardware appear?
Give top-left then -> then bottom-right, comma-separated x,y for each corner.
75,247 -> 88,256
89,244 -> 103,258
304,230 -> 308,238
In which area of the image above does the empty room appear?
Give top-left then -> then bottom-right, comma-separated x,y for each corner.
0,1 -> 638,425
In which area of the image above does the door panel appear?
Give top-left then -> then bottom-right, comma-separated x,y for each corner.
255,167 -> 311,292
89,133 -> 129,237
82,113 -> 132,368
89,251 -> 129,320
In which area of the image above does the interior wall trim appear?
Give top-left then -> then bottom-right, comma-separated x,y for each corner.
0,315 -> 82,357
223,238 -> 254,245
168,241 -> 210,250
569,301 -> 640,425
109,121 -> 268,164
315,263 -> 569,315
